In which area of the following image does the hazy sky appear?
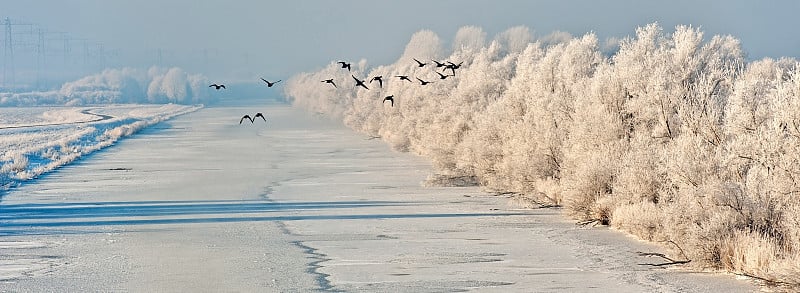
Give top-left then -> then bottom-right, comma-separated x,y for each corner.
4,0 -> 800,82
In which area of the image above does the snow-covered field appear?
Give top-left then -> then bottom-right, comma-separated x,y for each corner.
0,104 -> 201,191
0,105 -> 757,292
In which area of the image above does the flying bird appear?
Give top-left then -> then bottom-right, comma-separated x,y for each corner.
383,95 -> 394,107
445,61 -> 463,75
396,75 -> 413,82
209,84 -> 226,90
447,61 -> 463,68
370,75 -> 384,88
321,79 -> 337,88
337,61 -> 351,71
352,75 -> 369,90
412,58 -> 427,67
240,115 -> 254,124
417,77 -> 433,85
432,60 -> 447,68
436,72 -> 452,80
254,112 -> 267,122
260,78 -> 281,87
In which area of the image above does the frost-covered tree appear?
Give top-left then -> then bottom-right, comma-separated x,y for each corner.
284,23 -> 800,286
452,26 -> 486,54
721,59 -> 800,282
493,26 -> 532,56
460,42 -> 545,192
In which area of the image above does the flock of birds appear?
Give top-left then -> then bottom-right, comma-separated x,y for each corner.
210,57 -> 464,125
239,112 -> 267,124
322,58 -> 464,107
208,77 -> 281,125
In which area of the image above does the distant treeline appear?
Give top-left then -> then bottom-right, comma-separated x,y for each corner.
1,67 -> 211,106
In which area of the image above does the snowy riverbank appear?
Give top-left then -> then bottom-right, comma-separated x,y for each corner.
0,104 -> 201,193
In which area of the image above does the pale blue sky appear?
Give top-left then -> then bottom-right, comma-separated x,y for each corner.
4,0 -> 800,81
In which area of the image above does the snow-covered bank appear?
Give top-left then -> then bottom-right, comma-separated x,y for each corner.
285,23 -> 800,288
0,104 -> 201,193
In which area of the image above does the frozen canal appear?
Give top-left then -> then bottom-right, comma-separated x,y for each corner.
0,105 -> 756,292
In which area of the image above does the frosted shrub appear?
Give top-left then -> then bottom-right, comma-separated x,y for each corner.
611,139 -> 662,205
784,204 -> 800,260
561,146 -> 615,222
416,37 -> 514,176
551,35 -> 614,215
511,36 -> 599,198
458,94 -> 516,191
452,26 -> 487,54
457,46 -> 537,191
400,30 -> 443,61
563,60 -> 628,215
723,231 -> 788,283
611,201 -> 662,241
717,59 -> 800,286
7,153 -> 29,173
493,26 -> 532,55
540,31 -> 573,48
40,147 -> 61,161
286,65 -> 356,119
726,60 -> 778,132
142,67 -> 207,104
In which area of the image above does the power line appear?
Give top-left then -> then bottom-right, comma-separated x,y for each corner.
2,17 -> 119,90
3,17 -> 16,88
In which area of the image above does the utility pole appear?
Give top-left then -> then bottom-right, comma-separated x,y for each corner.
2,18 -> 37,90
83,39 -> 89,67
36,28 -> 45,88
63,36 -> 69,66
3,17 -> 13,89
96,43 -> 105,69
36,30 -> 69,89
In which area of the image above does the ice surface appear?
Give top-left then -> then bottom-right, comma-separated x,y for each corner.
0,105 -> 757,292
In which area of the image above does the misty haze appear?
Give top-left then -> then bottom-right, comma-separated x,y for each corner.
1,1 -> 798,292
